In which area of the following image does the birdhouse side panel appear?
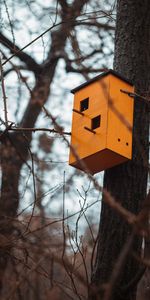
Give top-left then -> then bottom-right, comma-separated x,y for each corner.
107,75 -> 134,159
69,78 -> 109,168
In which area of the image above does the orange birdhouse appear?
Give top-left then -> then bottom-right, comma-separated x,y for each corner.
69,69 -> 134,174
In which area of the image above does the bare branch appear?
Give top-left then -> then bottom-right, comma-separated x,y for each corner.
2,65 -> 27,77
9,126 -> 71,136
0,33 -> 41,74
75,21 -> 115,30
0,56 -> 8,126
3,0 -> 15,45
65,63 -> 108,74
1,14 -> 113,68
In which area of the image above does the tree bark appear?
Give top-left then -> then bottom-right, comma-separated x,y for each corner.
91,1 -> 150,300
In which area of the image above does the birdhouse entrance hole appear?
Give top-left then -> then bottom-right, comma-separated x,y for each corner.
92,115 -> 101,130
80,98 -> 89,112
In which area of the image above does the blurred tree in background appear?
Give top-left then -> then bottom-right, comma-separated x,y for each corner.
0,0 -> 115,298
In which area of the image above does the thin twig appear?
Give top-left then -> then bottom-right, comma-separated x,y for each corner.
3,0 -> 15,46
120,89 -> 150,104
0,55 -> 8,126
23,135 -> 37,231
9,126 -> 71,135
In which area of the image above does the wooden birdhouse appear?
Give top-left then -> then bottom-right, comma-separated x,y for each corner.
69,69 -> 134,174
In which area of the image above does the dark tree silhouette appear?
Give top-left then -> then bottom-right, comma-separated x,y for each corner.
91,1 -> 150,300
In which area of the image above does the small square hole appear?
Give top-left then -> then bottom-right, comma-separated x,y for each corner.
92,115 -> 101,130
80,98 -> 89,112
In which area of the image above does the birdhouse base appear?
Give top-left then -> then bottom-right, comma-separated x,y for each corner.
70,149 -> 128,174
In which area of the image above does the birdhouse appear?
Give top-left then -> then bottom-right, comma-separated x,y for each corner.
69,69 -> 134,174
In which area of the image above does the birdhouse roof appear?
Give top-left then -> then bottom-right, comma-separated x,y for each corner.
71,69 -> 133,94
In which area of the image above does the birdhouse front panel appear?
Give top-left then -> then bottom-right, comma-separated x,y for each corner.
69,70 -> 134,174
69,77 -> 109,172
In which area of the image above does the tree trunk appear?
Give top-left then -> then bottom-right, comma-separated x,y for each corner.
91,1 -> 150,300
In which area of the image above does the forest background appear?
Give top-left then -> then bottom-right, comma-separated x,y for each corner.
0,0 -> 150,300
